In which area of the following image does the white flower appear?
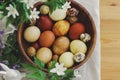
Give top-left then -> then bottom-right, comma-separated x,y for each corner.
6,4 -> 19,19
62,1 -> 71,11
29,8 -> 40,20
22,0 -> 34,9
74,70 -> 82,78
50,63 -> 67,76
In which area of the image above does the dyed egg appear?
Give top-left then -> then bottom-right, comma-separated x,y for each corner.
69,23 -> 85,40
70,40 -> 87,54
24,26 -> 40,42
39,31 -> 55,47
36,47 -> 52,64
49,9 -> 66,21
59,52 -> 74,68
53,20 -> 70,36
36,16 -> 53,31
53,36 -> 70,55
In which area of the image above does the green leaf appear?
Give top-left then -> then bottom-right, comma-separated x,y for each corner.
38,70 -> 46,80
34,57 -> 45,69
61,69 -> 75,80
21,63 -> 38,71
50,75 -> 59,80
27,72 -> 41,80
45,0 -> 67,13
48,59 -> 57,70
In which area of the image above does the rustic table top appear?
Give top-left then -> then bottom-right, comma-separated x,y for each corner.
101,0 -> 120,80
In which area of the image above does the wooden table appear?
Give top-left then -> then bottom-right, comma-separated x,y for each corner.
101,0 -> 120,80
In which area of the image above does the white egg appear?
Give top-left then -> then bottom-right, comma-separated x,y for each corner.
24,26 -> 40,42
59,52 -> 74,68
49,8 -> 67,21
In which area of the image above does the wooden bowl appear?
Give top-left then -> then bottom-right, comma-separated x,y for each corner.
18,0 -> 96,71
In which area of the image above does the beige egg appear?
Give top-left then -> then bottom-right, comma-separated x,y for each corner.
24,26 -> 40,42
59,52 -> 74,68
40,5 -> 49,15
53,36 -> 70,55
49,9 -> 66,21
70,40 -> 87,54
36,47 -> 52,64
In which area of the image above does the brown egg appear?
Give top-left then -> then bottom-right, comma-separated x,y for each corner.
36,16 -> 53,31
69,23 -> 85,40
36,47 -> 52,64
53,36 -> 70,55
39,31 -> 55,47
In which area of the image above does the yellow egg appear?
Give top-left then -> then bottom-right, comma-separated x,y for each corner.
59,52 -> 74,68
70,40 -> 87,54
52,20 -> 70,36
36,47 -> 52,64
24,26 -> 40,42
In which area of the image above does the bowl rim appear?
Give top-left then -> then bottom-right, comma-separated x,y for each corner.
18,0 -> 97,72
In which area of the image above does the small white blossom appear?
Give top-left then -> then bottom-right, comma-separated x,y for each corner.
29,8 -> 40,20
50,63 -> 67,76
62,1 -> 71,11
6,4 -> 19,19
74,70 -> 82,78
22,0 -> 34,9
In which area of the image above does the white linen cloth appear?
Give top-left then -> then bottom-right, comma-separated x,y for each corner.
73,0 -> 100,80
0,0 -> 100,80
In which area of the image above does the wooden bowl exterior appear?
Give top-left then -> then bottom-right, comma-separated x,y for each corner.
18,0 -> 96,71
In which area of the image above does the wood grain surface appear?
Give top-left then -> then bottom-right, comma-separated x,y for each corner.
101,0 -> 120,80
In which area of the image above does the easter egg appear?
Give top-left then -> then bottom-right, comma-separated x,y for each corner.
52,20 -> 70,36
36,47 -> 52,64
49,8 -> 66,21
59,52 -> 74,68
70,40 -> 87,54
39,31 -> 55,47
24,26 -> 40,42
53,36 -> 70,55
69,23 -> 85,40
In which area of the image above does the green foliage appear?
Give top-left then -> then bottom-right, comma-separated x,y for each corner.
22,56 -> 75,80
34,57 -> 45,69
62,69 -> 75,80
0,0 -> 30,28
45,0 -> 67,13
1,31 -> 22,67
22,57 -> 47,80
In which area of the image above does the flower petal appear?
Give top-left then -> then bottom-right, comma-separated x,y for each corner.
50,68 -> 57,73
57,71 -> 65,76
